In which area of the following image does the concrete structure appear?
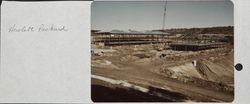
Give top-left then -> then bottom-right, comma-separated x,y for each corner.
91,30 -> 230,51
92,31 -> 169,46
170,42 -> 226,51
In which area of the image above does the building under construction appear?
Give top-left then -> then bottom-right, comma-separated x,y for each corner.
91,0 -> 232,51
92,31 -> 169,46
91,30 -> 230,51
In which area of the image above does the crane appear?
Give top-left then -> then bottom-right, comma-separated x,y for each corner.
162,0 -> 168,46
162,0 -> 167,31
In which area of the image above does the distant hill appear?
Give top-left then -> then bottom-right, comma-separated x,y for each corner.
153,26 -> 233,35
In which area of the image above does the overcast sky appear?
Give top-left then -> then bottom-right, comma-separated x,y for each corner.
91,1 -> 233,31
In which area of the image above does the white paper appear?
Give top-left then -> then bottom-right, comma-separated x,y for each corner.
0,1 -> 91,103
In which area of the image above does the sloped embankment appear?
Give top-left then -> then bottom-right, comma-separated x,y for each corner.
196,52 -> 234,84
159,51 -> 234,93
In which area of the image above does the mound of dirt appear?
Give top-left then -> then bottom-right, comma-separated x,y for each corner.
121,55 -> 139,62
92,59 -> 119,70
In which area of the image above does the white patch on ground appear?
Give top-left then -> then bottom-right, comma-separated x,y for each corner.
91,75 -> 149,93
168,63 -> 203,79
91,59 -> 119,69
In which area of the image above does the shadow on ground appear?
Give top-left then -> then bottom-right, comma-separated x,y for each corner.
91,85 -> 189,102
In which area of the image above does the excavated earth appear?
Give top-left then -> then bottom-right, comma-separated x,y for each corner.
91,44 -> 234,102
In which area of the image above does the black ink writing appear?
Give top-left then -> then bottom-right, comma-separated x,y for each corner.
38,24 -> 68,32
9,24 -> 35,32
8,24 -> 69,33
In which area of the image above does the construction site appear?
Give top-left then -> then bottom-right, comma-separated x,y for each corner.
91,1 -> 234,102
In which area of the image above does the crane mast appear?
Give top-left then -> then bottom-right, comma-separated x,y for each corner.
162,1 -> 167,44
162,1 -> 167,31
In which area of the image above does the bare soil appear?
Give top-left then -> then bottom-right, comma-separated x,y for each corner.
91,44 -> 234,102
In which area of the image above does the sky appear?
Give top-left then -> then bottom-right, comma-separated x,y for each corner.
91,1 -> 233,31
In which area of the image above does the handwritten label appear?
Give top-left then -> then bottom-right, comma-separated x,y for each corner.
8,24 -> 69,33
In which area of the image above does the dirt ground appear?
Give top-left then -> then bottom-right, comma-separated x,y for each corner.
91,44 -> 234,102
